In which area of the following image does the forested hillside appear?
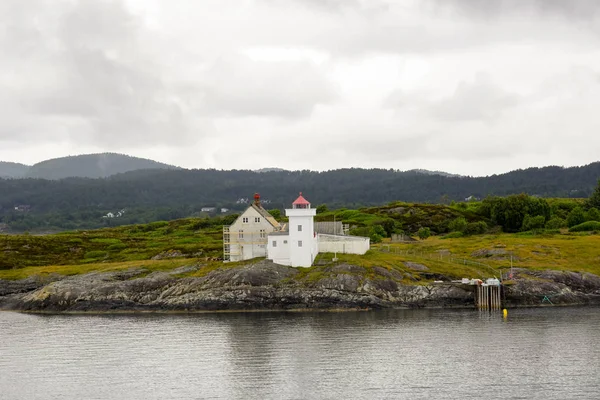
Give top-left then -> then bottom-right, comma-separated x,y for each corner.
23,153 -> 178,179
1,163 -> 599,231
0,162 -> 30,178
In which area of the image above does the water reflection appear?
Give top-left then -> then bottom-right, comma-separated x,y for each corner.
1,308 -> 599,400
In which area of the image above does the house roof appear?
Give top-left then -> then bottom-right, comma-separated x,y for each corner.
292,192 -> 310,206
250,203 -> 280,228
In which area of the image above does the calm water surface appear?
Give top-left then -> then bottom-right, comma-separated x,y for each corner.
1,308 -> 599,399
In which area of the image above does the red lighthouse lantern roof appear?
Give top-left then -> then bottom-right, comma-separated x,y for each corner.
292,192 -> 310,206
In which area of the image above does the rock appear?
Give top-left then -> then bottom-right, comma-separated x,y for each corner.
151,250 -> 186,260
1,262 -> 600,313
169,265 -> 200,275
403,262 -> 429,271
373,266 -> 403,280
330,264 -> 366,274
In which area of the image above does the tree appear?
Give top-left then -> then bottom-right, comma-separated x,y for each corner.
448,217 -> 467,232
522,215 -> 545,231
316,204 -> 328,214
268,209 -> 281,220
586,207 -> 600,222
545,217 -> 566,229
464,221 -> 488,235
567,206 -> 586,228
418,227 -> 431,240
587,179 -> 600,209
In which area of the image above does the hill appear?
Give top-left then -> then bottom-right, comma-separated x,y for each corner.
1,162 -> 599,231
23,153 -> 179,180
0,162 -> 30,178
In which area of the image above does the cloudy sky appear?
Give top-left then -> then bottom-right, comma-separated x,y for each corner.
1,0 -> 600,176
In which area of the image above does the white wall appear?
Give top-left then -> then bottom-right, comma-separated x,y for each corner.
266,234 -> 291,266
317,234 -> 370,255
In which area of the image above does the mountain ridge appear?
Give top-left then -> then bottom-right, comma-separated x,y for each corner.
0,153 -> 180,180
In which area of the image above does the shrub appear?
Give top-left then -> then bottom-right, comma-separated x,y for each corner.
417,227 -> 431,240
316,204 -> 328,214
442,231 -> 464,239
545,217 -> 567,229
84,250 -> 107,259
464,221 -> 488,235
268,209 -> 281,220
522,215 -> 545,231
567,207 -> 586,228
586,208 -> 600,222
107,243 -> 127,251
569,221 -> 600,232
448,217 -> 467,233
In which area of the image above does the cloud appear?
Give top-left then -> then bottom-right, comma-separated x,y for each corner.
1,0 -> 600,176
386,74 -> 520,122
195,54 -> 337,119
432,0 -> 600,21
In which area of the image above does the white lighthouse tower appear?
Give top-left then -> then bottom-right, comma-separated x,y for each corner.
286,192 -> 317,267
266,192 -> 370,267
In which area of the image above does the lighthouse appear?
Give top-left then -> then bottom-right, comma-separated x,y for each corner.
286,193 -> 317,267
265,192 -> 370,267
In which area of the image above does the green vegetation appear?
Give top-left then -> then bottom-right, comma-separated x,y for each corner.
3,188 -> 600,284
2,162 -> 600,231
569,221 -> 600,232
418,227 -> 431,240
0,216 -> 232,271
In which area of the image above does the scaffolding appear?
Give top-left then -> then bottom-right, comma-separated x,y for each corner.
223,225 -> 272,262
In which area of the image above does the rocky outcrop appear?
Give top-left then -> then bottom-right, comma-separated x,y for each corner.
1,261 -> 600,313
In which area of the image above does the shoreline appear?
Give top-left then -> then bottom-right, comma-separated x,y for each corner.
2,302 -> 597,316
2,260 -> 600,314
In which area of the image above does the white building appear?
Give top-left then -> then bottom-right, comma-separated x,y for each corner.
266,193 -> 370,267
223,194 -> 281,262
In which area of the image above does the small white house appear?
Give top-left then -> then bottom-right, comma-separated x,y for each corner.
223,194 -> 281,262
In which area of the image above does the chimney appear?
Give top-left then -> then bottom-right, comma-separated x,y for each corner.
254,193 -> 261,207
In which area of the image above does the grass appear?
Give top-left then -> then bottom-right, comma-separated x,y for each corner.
0,218 -> 223,270
0,258 -> 197,280
2,212 -> 600,284
380,232 -> 600,276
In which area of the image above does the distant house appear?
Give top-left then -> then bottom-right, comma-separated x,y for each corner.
201,207 -> 216,213
464,195 -> 480,202
14,205 -> 31,212
221,208 -> 229,213
102,209 -> 125,219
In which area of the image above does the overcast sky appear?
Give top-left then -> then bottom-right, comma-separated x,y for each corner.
1,0 -> 600,176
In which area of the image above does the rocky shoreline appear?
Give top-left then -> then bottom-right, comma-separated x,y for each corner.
2,261 -> 600,313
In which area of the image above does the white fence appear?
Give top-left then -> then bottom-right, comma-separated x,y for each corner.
318,234 -> 370,255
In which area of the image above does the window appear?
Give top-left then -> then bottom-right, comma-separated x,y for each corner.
283,240 -> 288,244
242,217 -> 249,223
239,230 -> 244,239
260,229 -> 266,238
255,217 -> 260,223
298,224 -> 303,232
272,240 -> 277,247
298,240 -> 303,247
